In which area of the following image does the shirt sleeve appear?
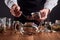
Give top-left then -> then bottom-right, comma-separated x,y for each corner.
44,0 -> 58,11
4,0 -> 18,9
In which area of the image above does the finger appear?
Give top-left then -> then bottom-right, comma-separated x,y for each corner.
40,10 -> 47,18
12,5 -> 17,10
40,18 -> 46,21
17,6 -> 20,11
40,16 -> 47,21
14,5 -> 20,11
16,11 -> 22,17
41,12 -> 45,18
10,9 -> 16,16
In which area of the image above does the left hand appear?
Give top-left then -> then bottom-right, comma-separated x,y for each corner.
39,9 -> 50,21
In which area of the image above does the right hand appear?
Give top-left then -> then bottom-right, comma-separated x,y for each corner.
10,4 -> 22,17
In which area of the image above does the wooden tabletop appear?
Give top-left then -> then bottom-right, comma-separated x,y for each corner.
0,30 -> 60,40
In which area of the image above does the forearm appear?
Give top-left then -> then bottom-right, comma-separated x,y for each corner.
44,0 -> 58,11
4,0 -> 18,9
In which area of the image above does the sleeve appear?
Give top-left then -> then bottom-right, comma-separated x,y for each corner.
44,0 -> 58,11
4,0 -> 18,9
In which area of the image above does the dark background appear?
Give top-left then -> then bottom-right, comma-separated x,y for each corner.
0,0 -> 13,18
0,0 -> 60,22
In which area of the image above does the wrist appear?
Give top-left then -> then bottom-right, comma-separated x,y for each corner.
11,4 -> 16,9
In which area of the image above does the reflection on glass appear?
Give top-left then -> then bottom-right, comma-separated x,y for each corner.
1,17 -> 7,32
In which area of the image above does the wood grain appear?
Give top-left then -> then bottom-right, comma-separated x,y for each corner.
0,30 -> 60,40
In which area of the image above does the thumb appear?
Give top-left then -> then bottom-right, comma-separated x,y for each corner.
16,5 -> 20,11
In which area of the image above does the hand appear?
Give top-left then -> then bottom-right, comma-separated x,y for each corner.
10,4 -> 22,17
39,9 -> 50,21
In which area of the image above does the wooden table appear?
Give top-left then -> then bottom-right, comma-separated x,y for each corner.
0,30 -> 60,40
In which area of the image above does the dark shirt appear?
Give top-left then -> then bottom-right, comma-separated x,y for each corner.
14,0 -> 46,24
48,0 -> 60,23
17,0 -> 46,16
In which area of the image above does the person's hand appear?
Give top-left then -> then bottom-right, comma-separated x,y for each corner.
10,4 -> 22,17
39,9 -> 50,21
